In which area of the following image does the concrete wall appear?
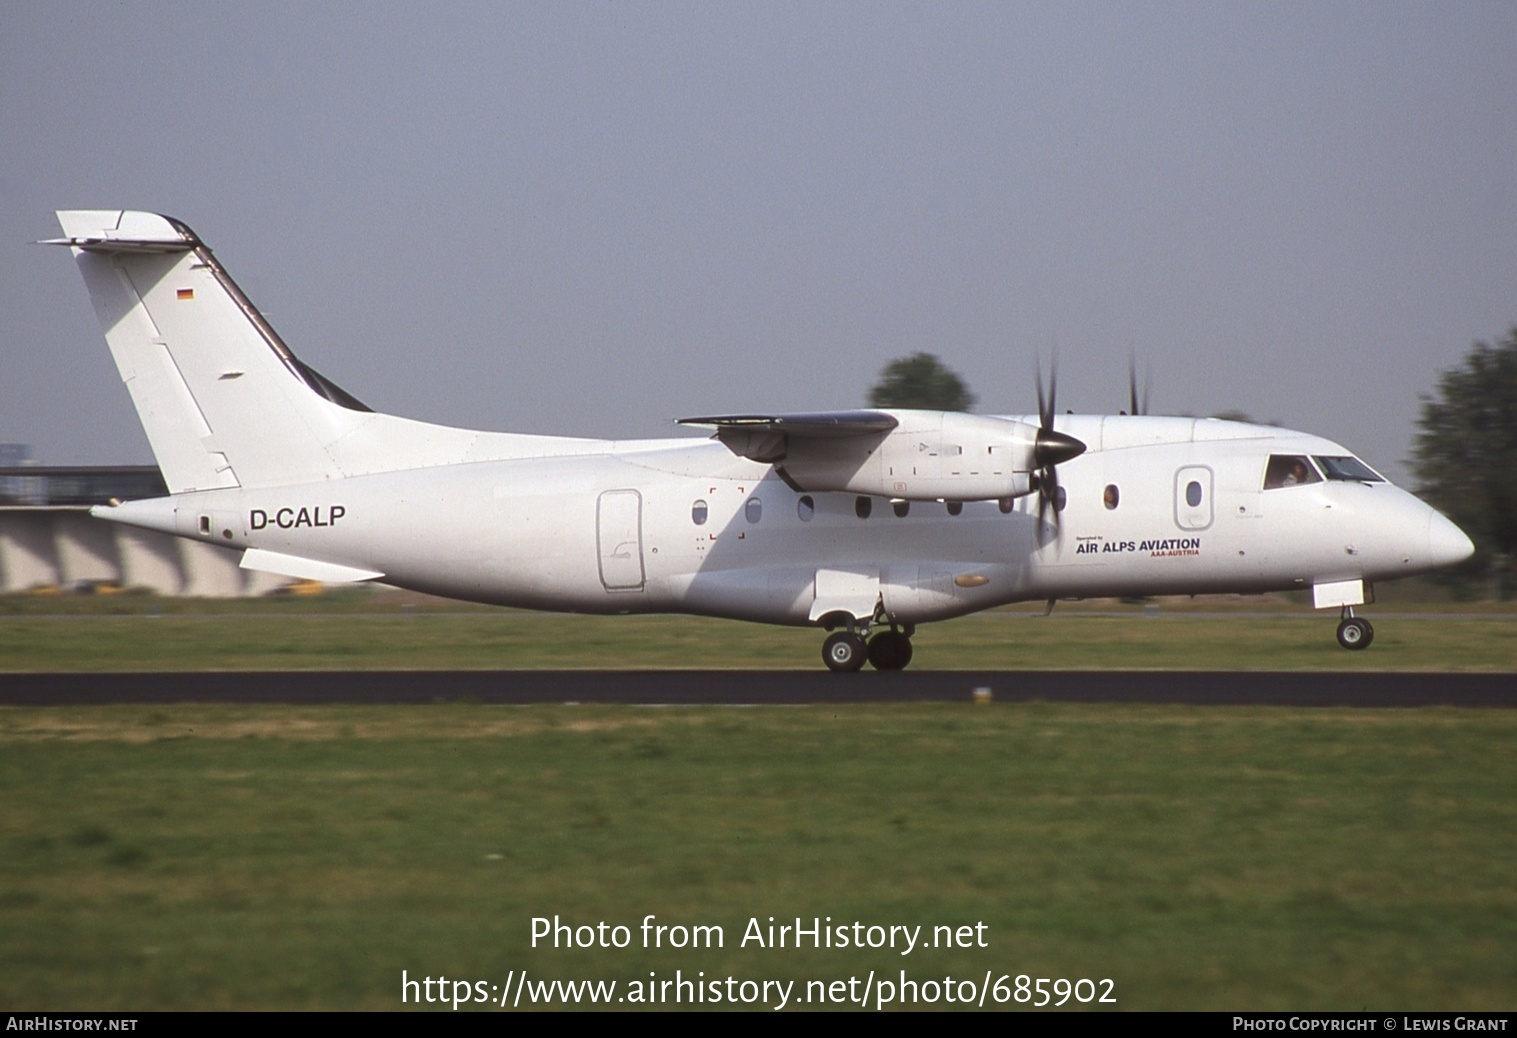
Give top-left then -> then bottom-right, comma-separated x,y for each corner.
0,508 -> 290,596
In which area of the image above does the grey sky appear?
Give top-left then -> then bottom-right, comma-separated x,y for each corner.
3,2 -> 1513,485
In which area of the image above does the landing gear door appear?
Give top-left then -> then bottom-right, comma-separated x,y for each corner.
596,490 -> 645,592
809,567 -> 880,623
1174,466 -> 1214,531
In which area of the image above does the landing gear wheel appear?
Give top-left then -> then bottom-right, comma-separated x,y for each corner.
867,630 -> 914,671
822,632 -> 868,672
1336,617 -> 1374,650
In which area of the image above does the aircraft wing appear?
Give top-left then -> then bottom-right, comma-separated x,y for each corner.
677,411 -> 899,462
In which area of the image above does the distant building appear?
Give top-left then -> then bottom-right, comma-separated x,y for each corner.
0,465 -> 286,596
0,465 -> 166,507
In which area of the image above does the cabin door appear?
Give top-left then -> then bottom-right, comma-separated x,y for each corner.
597,490 -> 645,591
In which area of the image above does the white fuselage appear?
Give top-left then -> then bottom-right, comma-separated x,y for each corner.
134,415 -> 1467,627
48,210 -> 1471,645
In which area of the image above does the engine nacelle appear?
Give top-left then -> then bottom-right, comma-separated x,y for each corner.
779,411 -> 1039,502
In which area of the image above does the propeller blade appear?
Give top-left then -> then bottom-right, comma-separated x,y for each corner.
1127,353 -> 1151,416
1031,349 -> 1082,541
1035,355 -> 1050,430
1045,352 -> 1058,428
1035,465 -> 1066,541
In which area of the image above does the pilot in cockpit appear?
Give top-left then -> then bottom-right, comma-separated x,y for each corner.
1264,454 -> 1320,490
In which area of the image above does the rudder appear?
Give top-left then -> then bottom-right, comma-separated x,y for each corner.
51,210 -> 366,492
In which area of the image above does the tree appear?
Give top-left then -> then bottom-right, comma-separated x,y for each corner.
867,352 -> 977,412
1409,328 -> 1517,596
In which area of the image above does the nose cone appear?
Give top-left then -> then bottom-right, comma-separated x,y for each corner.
1428,510 -> 1475,569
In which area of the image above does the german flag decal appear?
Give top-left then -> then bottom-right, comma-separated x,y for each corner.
176,288 -> 194,300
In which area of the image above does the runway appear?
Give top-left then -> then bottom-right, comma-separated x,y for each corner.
0,670 -> 1514,707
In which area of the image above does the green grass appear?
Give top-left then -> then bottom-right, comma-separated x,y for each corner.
0,704 -> 1513,1010
2,593 -> 1514,1010
3,600 -> 1517,671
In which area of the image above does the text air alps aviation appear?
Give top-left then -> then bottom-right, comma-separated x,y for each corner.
46,210 -> 1474,671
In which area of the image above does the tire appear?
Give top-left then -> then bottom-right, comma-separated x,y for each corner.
823,632 -> 867,672
867,631 -> 914,671
1336,617 -> 1374,650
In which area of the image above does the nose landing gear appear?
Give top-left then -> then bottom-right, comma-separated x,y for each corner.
1335,607 -> 1374,650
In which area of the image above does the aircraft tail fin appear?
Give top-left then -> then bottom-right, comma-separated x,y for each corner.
50,210 -> 369,492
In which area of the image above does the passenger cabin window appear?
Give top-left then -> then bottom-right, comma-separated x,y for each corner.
1103,484 -> 1119,510
893,500 -> 910,518
855,496 -> 872,519
745,497 -> 762,524
797,495 -> 814,522
1263,455 -> 1322,490
1185,481 -> 1203,507
1314,456 -> 1385,483
946,501 -> 963,516
691,500 -> 708,525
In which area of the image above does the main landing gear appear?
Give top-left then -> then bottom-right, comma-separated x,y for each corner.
1335,606 -> 1374,650
820,615 -> 915,672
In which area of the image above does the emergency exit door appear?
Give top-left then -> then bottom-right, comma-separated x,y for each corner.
1174,466 -> 1214,531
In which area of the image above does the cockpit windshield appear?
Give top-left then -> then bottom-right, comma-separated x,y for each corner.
1313,456 -> 1385,483
1263,454 -> 1321,489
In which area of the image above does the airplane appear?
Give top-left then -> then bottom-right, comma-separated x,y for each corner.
43,209 -> 1475,671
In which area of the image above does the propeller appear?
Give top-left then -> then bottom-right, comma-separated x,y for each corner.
1126,354 -> 1151,416
1032,353 -> 1086,533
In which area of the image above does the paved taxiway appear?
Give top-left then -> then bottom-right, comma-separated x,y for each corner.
0,671 -> 1514,707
